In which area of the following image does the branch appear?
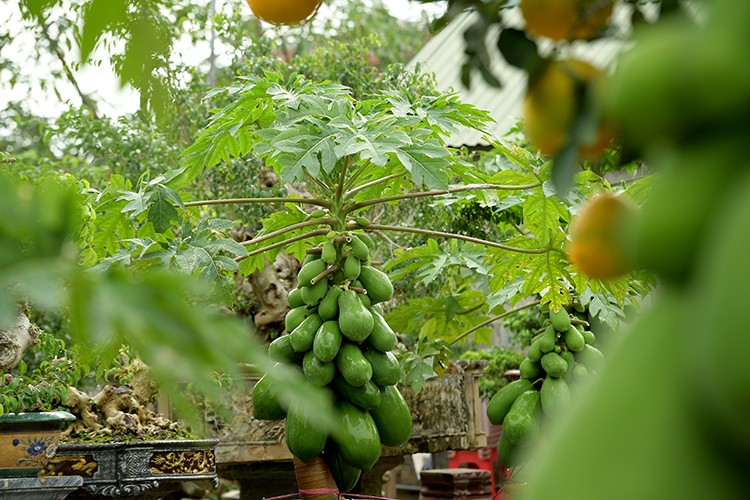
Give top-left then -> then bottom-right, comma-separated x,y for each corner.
235,229 -> 330,262
240,218 -> 336,248
185,197 -> 330,209
361,224 -> 554,255
450,300 -> 542,346
343,182 -> 542,214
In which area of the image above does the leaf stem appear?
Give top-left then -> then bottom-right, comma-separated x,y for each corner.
240,218 -> 336,247
311,265 -> 340,285
344,172 -> 407,199
235,229 -> 330,262
450,300 -> 542,346
185,197 -> 330,209
342,183 -> 542,215
361,224 -> 553,255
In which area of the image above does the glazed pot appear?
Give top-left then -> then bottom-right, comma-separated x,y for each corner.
0,411 -> 75,477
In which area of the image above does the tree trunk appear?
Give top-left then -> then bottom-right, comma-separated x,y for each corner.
0,310 -> 40,371
293,455 -> 339,500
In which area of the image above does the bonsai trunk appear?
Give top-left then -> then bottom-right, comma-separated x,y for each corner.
293,455 -> 338,500
0,309 -> 40,371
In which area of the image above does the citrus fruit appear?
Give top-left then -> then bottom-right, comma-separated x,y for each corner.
523,58 -> 613,159
246,0 -> 322,25
567,193 -> 637,279
520,0 -> 614,41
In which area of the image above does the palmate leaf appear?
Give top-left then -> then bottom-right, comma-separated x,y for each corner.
521,251 -> 573,311
393,139 -> 452,190
523,189 -> 568,245
147,185 -> 181,233
385,239 -> 488,284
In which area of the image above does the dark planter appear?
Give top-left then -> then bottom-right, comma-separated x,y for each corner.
43,439 -> 219,499
0,411 -> 76,478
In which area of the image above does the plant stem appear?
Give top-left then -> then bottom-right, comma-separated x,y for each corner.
185,197 -> 330,209
311,265 -> 340,285
344,172 -> 407,199
450,300 -> 542,345
342,183 -> 542,215
361,224 -> 553,255
241,218 -> 336,247
235,229 -> 330,262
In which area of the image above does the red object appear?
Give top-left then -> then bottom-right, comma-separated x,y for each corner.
447,448 -> 509,496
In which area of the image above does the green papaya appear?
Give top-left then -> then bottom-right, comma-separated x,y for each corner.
324,440 -> 361,493
343,253 -> 362,280
313,320 -> 342,362
285,306 -> 312,333
363,348 -> 401,386
368,310 -> 397,352
301,278 -> 329,306
301,251 -> 321,267
540,352 -> 568,378
268,334 -> 303,363
357,266 -> 393,304
357,290 -> 372,309
486,378 -> 534,426
333,377 -> 382,411
336,343 -> 372,387
563,325 -> 586,352
285,401 -> 327,463
519,357 -> 543,380
287,288 -> 304,308
332,401 -> 381,471
577,344 -> 605,372
540,376 -> 572,418
497,425 -> 518,467
560,350 -> 576,376
549,307 -> 572,332
527,338 -> 543,362
303,350 -> 336,387
318,286 -> 342,321
370,385 -> 412,447
502,390 -> 541,445
290,314 -> 323,352
355,231 -> 374,249
582,328 -> 596,345
252,371 -> 286,420
349,234 -> 370,261
338,290 -> 374,343
298,259 -> 327,287
321,241 -> 337,264
539,326 -> 558,353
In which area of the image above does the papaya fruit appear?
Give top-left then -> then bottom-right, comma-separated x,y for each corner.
502,390 -> 541,445
333,377 -> 382,411
541,351 -> 568,378
298,259 -> 327,287
560,350 -> 576,376
301,251 -> 321,267
539,325 -> 558,353
301,277 -> 328,306
349,233 -> 370,261
343,253 -> 361,280
336,342 -> 372,387
285,306 -> 312,333
324,440 -> 361,493
519,357 -> 543,380
497,425 -> 518,467
486,378 -> 534,426
370,385 -> 412,447
527,337 -> 543,362
252,371 -> 286,420
321,241 -> 337,264
303,350 -> 336,387
577,344 -> 605,372
563,325 -> 586,352
318,286 -> 342,321
355,231 -> 374,249
313,320 -> 342,362
363,348 -> 401,386
268,334 -> 302,363
287,288 -> 304,308
540,376 -> 572,418
582,328 -> 596,345
549,307 -> 572,332
290,313 -> 323,352
357,265 -> 393,304
338,289 -> 374,343
332,401 -> 381,470
368,310 -> 397,352
285,401 -> 328,463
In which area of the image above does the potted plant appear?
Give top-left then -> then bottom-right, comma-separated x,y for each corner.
0,314 -> 77,478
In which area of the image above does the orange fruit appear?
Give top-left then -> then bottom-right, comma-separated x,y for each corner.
520,0 -> 614,41
567,193 -> 636,280
246,0 -> 322,25
523,58 -> 613,159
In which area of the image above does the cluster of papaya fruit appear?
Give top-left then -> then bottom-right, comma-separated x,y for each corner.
251,230 -> 412,492
487,305 -> 604,466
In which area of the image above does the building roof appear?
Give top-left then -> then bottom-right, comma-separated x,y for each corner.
407,6 -> 631,147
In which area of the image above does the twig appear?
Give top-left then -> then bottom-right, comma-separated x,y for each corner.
235,229 -> 330,262
240,218 -> 336,247
450,300 -> 542,345
185,197 -> 330,208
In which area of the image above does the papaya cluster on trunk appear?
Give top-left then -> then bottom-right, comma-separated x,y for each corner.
252,230 -> 412,492
487,304 -> 604,467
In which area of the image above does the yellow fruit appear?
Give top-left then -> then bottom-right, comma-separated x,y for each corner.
523,59 -> 613,159
520,0 -> 614,41
246,0 -> 321,25
567,193 -> 636,279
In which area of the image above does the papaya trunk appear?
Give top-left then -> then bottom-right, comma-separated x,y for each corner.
293,455 -> 339,500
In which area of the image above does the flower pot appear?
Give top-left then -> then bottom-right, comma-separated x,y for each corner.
0,411 -> 75,478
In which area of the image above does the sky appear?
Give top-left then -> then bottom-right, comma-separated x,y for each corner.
1,0 -> 446,120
